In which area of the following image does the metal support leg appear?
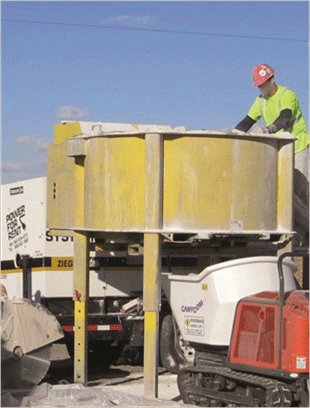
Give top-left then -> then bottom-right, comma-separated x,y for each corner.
73,156 -> 89,384
277,140 -> 294,255
143,133 -> 163,398
73,231 -> 89,384
143,233 -> 162,398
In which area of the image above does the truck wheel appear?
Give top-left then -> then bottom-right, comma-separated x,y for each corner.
65,337 -> 125,369
88,341 -> 125,368
121,345 -> 144,365
159,314 -> 195,374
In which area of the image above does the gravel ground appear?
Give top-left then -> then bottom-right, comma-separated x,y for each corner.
47,344 -> 168,385
48,344 -> 188,402
1,344 -> 190,407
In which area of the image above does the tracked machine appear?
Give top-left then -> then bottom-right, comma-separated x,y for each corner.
162,252 -> 309,407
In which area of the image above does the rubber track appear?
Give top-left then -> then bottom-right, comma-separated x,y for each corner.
179,363 -> 291,406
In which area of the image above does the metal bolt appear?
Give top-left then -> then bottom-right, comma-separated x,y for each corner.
13,346 -> 24,360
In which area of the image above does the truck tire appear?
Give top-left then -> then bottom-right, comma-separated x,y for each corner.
121,345 -> 144,365
88,341 -> 125,368
65,337 -> 125,369
159,314 -> 195,374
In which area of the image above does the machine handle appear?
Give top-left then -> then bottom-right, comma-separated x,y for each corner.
277,249 -> 309,370
277,249 -> 309,307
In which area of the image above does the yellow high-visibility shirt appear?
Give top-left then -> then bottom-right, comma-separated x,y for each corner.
248,85 -> 309,153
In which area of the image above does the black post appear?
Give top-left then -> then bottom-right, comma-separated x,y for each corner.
21,255 -> 31,299
302,256 -> 309,290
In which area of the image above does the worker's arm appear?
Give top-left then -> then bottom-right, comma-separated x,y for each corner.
233,97 -> 261,133
267,109 -> 292,133
234,115 -> 257,132
235,109 -> 292,134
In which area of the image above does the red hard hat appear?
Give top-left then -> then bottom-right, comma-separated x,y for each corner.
252,64 -> 275,87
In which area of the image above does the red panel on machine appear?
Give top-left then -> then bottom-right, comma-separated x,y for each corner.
282,291 -> 309,373
230,294 -> 280,369
229,291 -> 309,373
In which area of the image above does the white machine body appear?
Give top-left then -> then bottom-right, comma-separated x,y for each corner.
161,257 -> 297,346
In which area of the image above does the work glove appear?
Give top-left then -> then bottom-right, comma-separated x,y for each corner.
266,124 -> 277,133
250,125 -> 269,134
251,125 -> 277,134
231,128 -> 246,135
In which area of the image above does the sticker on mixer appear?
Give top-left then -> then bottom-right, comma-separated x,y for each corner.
230,219 -> 244,231
184,316 -> 205,336
296,356 -> 306,370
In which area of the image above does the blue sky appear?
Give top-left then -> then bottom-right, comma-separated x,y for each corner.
1,1 -> 309,184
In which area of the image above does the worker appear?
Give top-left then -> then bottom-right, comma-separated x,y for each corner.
232,63 -> 309,249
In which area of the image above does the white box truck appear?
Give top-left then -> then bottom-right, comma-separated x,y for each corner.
1,177 -> 196,377
1,177 -> 146,368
